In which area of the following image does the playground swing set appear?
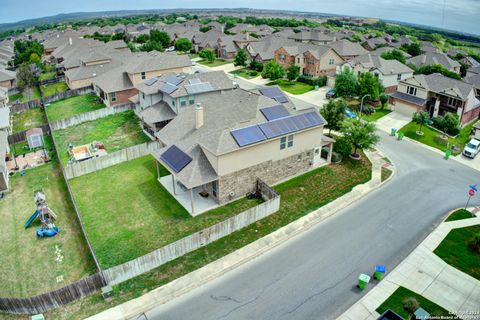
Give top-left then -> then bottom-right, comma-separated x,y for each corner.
24,190 -> 59,238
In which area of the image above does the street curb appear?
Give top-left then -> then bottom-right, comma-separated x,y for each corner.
88,154 -> 392,320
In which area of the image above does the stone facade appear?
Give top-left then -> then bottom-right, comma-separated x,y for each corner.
275,47 -> 296,69
217,149 -> 314,204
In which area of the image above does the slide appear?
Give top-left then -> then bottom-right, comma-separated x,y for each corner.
24,211 -> 39,229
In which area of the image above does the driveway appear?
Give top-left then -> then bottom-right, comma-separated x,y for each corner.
285,87 -> 329,111
375,111 -> 411,133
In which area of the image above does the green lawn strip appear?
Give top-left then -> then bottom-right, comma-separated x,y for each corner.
434,224 -> 480,280
40,82 -> 68,97
9,87 -> 41,103
69,155 -> 263,269
39,72 -> 57,81
381,167 -> 392,182
197,59 -> 233,67
12,107 -> 48,133
43,154 -> 371,320
362,109 -> 391,122
46,94 -> 106,122
445,209 -> 475,222
0,159 -> 96,298
10,135 -> 55,156
229,68 -> 259,79
399,121 -> 474,155
266,80 -> 314,95
52,110 -> 151,165
376,286 -> 452,319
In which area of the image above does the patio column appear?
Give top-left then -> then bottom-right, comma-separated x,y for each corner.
172,175 -> 177,195
190,188 -> 195,214
327,143 -> 333,163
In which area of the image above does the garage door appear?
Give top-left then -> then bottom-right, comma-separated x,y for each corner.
393,100 -> 420,117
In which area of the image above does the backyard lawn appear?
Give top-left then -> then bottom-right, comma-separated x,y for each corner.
10,134 -> 55,155
0,160 -> 96,297
69,155 -> 264,268
43,153 -> 372,319
362,109 -> 391,122
376,286 -> 451,319
229,68 -> 260,79
39,72 -> 57,81
12,107 -> 47,133
40,81 -> 68,97
8,87 -> 41,103
445,209 -> 475,222
46,94 -> 106,121
266,80 -> 314,95
197,59 -> 232,67
434,224 -> 480,280
52,110 -> 151,165
399,121 -> 475,155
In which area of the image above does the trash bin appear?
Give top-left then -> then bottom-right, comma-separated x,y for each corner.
357,273 -> 370,290
445,149 -> 452,160
374,265 -> 386,280
397,132 -> 404,141
390,128 -> 397,136
314,85 -> 319,91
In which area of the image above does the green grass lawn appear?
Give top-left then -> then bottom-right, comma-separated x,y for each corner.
381,167 -> 392,182
362,109 -> 392,122
10,134 -> 55,156
43,153 -> 372,320
52,110 -> 150,165
12,107 -> 48,133
39,72 -> 57,81
41,81 -> 68,97
266,80 -> 314,95
229,68 -> 260,79
376,286 -> 452,319
434,224 -> 480,280
46,94 -> 106,121
0,159 -> 96,297
445,209 -> 475,222
399,121 -> 475,155
197,59 -> 233,67
69,155 -> 263,269
8,87 -> 41,103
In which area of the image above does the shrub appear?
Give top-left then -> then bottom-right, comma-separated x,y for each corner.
331,151 -> 341,163
469,232 -> 480,253
249,60 -> 263,72
432,116 -> 445,130
443,112 -> 460,135
333,137 -> 352,158
248,70 -> 258,76
362,105 -> 375,115
297,75 -> 327,87
379,93 -> 388,107
402,297 -> 420,314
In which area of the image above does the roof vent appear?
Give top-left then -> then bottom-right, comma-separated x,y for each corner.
92,73 -> 96,77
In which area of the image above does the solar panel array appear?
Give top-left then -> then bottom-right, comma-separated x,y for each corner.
185,82 -> 214,95
230,111 -> 324,147
259,87 -> 288,103
160,145 -> 193,173
260,105 -> 290,121
166,75 -> 183,86
160,83 -> 177,94
145,77 -> 159,86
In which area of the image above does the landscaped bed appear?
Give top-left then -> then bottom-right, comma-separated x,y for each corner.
399,121 -> 474,155
52,110 -> 151,165
376,286 -> 451,319
43,152 -> 372,320
46,94 -> 106,121
445,209 -> 475,222
12,107 -> 48,133
266,79 -> 314,95
229,68 -> 260,79
0,160 -> 96,298
434,224 -> 480,280
197,59 -> 232,67
40,81 -> 68,97
69,155 -> 264,269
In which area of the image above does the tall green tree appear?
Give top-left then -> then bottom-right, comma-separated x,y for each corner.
321,98 -> 347,135
141,41 -> 164,52
199,48 -> 216,62
16,63 -> 37,88
334,68 -> 358,98
175,38 -> 193,52
234,48 -> 248,67
357,72 -> 384,101
380,49 -> 406,64
263,60 -> 285,80
340,118 -> 380,158
149,30 -> 171,48
412,111 -> 430,134
400,42 -> 421,56
286,65 -> 300,82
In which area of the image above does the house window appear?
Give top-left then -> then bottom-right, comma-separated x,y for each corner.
328,58 -> 335,65
189,95 -> 195,105
374,73 -> 379,78
407,86 -> 417,96
280,135 -> 294,150
180,96 -> 187,107
279,54 -> 286,61
447,97 -> 458,107
142,92 -> 145,100
397,74 -> 402,81
171,98 -> 175,106
141,72 -> 146,80
212,180 -> 218,198
111,92 -> 116,102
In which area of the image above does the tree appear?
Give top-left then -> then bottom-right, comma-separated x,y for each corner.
340,118 -> 380,158
135,34 -> 150,44
357,72 -> 384,101
234,48 -> 248,67
16,63 -> 37,88
334,68 -> 358,98
412,111 -> 430,134
29,52 -> 40,63
379,93 -> 388,108
263,60 -> 285,80
415,64 -> 462,80
149,30 -> 171,48
199,48 -> 215,62
140,40 -> 164,52
286,65 -> 300,82
321,98 -> 347,135
400,42 -> 421,56
175,38 -> 193,52
380,49 -> 406,64
443,112 -> 460,135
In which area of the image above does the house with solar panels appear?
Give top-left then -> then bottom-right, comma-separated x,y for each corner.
154,88 -> 334,215
133,71 -> 235,137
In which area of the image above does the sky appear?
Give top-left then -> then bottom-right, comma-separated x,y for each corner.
1,0 -> 479,35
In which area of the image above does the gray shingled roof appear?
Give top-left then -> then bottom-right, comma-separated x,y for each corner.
407,52 -> 460,70
247,35 -> 296,61
348,53 -> 413,75
290,30 -> 334,42
390,91 -> 426,106
413,73 -> 475,100
124,52 -> 191,74
136,101 -> 176,124
329,39 -> 368,57
0,69 -> 15,82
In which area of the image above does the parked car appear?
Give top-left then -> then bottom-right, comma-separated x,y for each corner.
326,89 -> 336,99
345,107 -> 357,118
462,139 -> 480,158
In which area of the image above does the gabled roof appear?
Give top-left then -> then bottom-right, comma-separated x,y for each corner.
247,35 -> 296,61
407,52 -> 461,70
290,30 -> 334,42
348,53 -> 413,75
412,73 -> 475,100
329,39 -> 368,57
0,69 -> 16,82
124,52 -> 191,74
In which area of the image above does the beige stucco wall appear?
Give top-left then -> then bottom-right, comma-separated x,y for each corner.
128,66 -> 192,86
67,77 -> 93,89
464,89 -> 478,112
397,80 -> 428,99
216,126 -> 324,176
318,49 -> 344,70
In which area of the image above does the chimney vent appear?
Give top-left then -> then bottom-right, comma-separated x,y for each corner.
195,103 -> 204,129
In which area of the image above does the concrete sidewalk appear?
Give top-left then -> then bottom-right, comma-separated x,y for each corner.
375,111 -> 411,134
88,151 -> 393,320
338,209 -> 480,320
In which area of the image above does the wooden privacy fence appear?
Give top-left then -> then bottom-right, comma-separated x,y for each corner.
0,272 -> 106,315
49,103 -> 134,131
103,180 -> 280,285
38,75 -> 65,86
64,141 -> 160,180
7,124 -> 51,145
